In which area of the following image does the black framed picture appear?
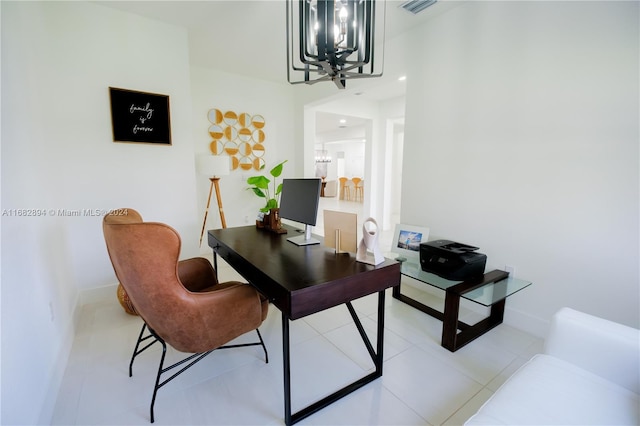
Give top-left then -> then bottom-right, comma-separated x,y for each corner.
109,87 -> 172,145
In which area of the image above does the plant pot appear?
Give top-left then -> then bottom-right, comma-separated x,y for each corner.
267,208 -> 281,230
262,208 -> 287,234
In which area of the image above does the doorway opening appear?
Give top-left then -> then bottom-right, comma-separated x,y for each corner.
309,109 -> 405,253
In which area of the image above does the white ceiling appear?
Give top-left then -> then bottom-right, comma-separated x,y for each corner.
97,0 -> 456,85
96,0 -> 458,133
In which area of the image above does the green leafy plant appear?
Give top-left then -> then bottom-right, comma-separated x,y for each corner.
246,160 -> 288,213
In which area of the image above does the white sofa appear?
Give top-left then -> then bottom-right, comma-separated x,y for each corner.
466,307 -> 639,425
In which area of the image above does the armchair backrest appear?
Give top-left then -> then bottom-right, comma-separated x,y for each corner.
103,216 -> 201,350
103,209 -> 264,353
103,208 -> 143,225
103,214 -> 221,352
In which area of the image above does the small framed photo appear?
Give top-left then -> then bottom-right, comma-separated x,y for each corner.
109,87 -> 171,145
391,224 -> 430,262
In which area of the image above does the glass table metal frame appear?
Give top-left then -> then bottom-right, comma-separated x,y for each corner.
394,262 -> 532,352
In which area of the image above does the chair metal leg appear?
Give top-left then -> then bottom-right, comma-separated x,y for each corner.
129,323 -> 160,377
148,332 -> 213,423
150,339 -> 167,423
136,324 -> 269,423
256,328 -> 269,363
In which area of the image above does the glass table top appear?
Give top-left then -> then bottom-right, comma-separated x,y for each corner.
400,261 -> 532,307
399,261 -> 463,290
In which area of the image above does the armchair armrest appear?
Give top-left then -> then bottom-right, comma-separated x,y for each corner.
178,257 -> 217,292
544,307 -> 640,393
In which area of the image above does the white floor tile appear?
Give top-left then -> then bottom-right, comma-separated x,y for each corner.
303,305 -> 356,335
382,346 -> 483,425
384,298 -> 443,346
288,335 -> 367,412
298,381 -> 426,425
53,238 -> 542,426
442,388 -> 494,426
417,336 -> 518,386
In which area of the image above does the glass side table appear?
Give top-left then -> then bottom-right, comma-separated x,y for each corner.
395,261 -> 532,352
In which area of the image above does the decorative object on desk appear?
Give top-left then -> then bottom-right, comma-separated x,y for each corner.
286,0 -> 385,89
263,207 -> 287,234
357,217 -> 385,265
208,108 -> 266,171
109,87 -> 171,145
255,212 -> 265,228
324,210 -> 357,254
391,223 -> 430,263
197,154 -> 230,246
247,160 -> 289,234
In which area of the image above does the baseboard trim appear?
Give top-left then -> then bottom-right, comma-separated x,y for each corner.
37,291 -> 80,424
77,282 -> 118,306
504,307 -> 549,339
39,283 -> 119,423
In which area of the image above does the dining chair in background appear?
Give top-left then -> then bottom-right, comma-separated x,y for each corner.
339,177 -> 351,200
352,177 -> 363,202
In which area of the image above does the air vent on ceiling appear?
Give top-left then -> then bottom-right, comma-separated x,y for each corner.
400,0 -> 437,15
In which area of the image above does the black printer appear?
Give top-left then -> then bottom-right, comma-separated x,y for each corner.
420,240 -> 486,281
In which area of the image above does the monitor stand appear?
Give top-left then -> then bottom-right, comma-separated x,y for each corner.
287,224 -> 320,246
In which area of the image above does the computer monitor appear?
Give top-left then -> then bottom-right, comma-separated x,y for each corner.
279,178 -> 322,246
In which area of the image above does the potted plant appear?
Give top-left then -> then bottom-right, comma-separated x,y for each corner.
247,160 -> 287,231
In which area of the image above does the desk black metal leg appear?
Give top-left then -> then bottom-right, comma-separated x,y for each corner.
212,251 -> 218,282
282,312 -> 292,426
282,290 -> 386,426
392,284 -> 401,299
376,290 -> 386,373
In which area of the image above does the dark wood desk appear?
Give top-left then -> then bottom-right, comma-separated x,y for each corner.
208,225 -> 400,425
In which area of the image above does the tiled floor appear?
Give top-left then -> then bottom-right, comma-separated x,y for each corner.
52,198 -> 543,425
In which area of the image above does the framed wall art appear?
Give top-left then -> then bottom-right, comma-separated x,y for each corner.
109,87 -> 171,145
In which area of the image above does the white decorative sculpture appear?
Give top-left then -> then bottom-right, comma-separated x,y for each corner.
356,217 -> 385,265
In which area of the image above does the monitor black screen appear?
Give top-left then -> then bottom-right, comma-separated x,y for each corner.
279,178 -> 321,245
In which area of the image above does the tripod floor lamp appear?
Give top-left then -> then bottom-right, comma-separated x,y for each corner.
198,155 -> 230,246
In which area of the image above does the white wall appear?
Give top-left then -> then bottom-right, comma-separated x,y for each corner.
2,0 -> 637,422
402,1 -> 639,334
1,2 -> 198,423
324,141 -> 366,178
189,66 -> 296,247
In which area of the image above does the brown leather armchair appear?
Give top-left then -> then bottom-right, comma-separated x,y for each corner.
102,209 -> 268,423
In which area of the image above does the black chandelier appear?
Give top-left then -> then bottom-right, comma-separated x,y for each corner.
286,0 -> 385,89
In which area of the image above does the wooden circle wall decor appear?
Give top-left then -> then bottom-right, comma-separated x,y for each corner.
208,109 -> 266,170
